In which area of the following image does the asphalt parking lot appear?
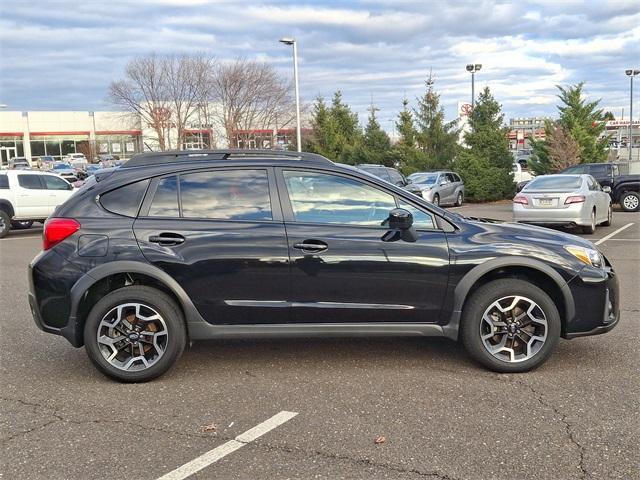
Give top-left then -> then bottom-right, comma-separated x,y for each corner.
1,203 -> 638,480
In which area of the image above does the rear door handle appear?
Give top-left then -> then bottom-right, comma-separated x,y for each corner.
149,233 -> 185,246
293,240 -> 328,253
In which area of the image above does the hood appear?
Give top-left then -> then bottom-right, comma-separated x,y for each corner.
457,214 -> 596,251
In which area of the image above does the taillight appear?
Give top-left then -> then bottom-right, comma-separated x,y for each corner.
43,218 -> 80,250
565,195 -> 585,205
513,195 -> 528,205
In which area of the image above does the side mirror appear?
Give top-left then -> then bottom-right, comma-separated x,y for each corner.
382,208 -> 417,243
603,186 -> 611,193
440,181 -> 447,186
388,208 -> 413,230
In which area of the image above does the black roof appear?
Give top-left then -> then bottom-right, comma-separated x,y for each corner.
122,149 -> 333,169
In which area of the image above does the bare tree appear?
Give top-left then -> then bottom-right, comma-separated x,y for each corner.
210,59 -> 297,148
547,125 -> 581,171
109,54 -> 215,151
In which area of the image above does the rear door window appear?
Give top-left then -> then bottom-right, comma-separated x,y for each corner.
18,175 -> 45,189
179,169 -> 272,221
0,176 -> 8,189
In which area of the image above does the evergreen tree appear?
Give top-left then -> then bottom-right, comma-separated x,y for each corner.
530,83 -> 609,174
455,87 -> 514,201
349,103 -> 393,166
306,91 -> 362,162
555,83 -> 608,163
391,97 -> 429,173
396,98 -> 416,148
414,74 -> 459,169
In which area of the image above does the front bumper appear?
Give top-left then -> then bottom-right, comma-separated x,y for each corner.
563,262 -> 620,338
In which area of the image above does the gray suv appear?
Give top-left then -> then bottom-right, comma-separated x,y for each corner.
406,171 -> 465,206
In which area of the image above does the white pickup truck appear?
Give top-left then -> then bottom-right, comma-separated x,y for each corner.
0,170 -> 75,238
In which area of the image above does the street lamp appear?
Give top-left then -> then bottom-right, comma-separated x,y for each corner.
466,64 -> 482,111
280,37 -> 302,152
625,69 -> 639,162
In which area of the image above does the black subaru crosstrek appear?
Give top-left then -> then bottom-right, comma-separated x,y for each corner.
28,150 -> 620,382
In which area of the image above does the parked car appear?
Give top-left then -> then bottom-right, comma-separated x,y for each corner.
64,153 -> 89,169
8,157 -> 31,170
84,164 -> 103,177
0,170 -> 74,237
512,162 -> 534,184
405,171 -> 464,206
51,162 -> 79,183
354,164 -> 408,187
36,155 -> 56,170
28,150 -> 619,382
513,174 -> 612,234
559,163 -> 640,212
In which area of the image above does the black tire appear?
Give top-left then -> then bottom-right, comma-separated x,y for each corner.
602,204 -> 612,227
0,211 -> 11,239
11,220 -> 34,230
84,286 -> 186,382
433,194 -> 440,206
620,191 -> 640,212
455,192 -> 463,207
582,209 -> 596,234
461,279 -> 561,373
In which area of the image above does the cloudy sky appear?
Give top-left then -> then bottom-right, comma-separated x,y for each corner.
0,0 -> 638,131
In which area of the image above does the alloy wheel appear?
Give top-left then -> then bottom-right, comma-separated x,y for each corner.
480,295 -> 548,363
96,303 -> 169,371
623,194 -> 639,211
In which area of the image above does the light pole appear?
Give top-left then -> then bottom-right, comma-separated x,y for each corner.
466,64 -> 482,111
625,69 -> 639,161
280,37 -> 302,152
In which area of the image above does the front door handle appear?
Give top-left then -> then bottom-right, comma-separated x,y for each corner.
149,233 -> 185,246
293,240 -> 328,253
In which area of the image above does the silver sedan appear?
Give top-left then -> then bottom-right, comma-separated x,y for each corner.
512,174 -> 612,234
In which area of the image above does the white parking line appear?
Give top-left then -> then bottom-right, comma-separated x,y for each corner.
594,223 -> 634,246
156,411 -> 298,480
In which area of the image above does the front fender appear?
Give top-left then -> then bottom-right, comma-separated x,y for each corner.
441,256 -> 576,340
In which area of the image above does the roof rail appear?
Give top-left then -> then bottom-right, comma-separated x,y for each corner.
121,149 -> 332,168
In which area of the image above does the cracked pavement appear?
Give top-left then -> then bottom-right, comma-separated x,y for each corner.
1,206 -> 639,479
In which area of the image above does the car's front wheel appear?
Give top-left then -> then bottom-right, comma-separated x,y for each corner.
461,279 -> 560,373
433,194 -> 440,206
84,286 -> 186,382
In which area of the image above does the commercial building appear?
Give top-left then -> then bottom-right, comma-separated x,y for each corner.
508,117 -> 550,150
0,111 -> 145,166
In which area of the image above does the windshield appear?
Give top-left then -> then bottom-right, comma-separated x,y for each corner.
525,176 -> 583,190
411,173 -> 438,185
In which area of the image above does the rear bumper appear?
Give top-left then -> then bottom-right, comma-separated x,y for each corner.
28,250 -> 84,347
513,203 -> 590,226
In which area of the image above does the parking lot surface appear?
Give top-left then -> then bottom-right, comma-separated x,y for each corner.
1,204 -> 639,480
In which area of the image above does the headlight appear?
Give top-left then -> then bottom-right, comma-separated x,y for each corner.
421,185 -> 432,191
564,245 -> 604,268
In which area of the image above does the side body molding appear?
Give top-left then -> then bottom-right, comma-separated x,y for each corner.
441,256 -> 576,340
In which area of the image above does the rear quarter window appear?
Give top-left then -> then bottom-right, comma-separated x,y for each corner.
99,179 -> 150,217
0,176 -> 8,189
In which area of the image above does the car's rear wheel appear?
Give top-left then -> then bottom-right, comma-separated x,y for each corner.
433,194 -> 440,206
461,279 -> 560,373
0,211 -> 11,238
582,209 -> 596,234
455,192 -> 463,207
84,286 -> 186,382
620,191 -> 640,212
602,204 -> 612,226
